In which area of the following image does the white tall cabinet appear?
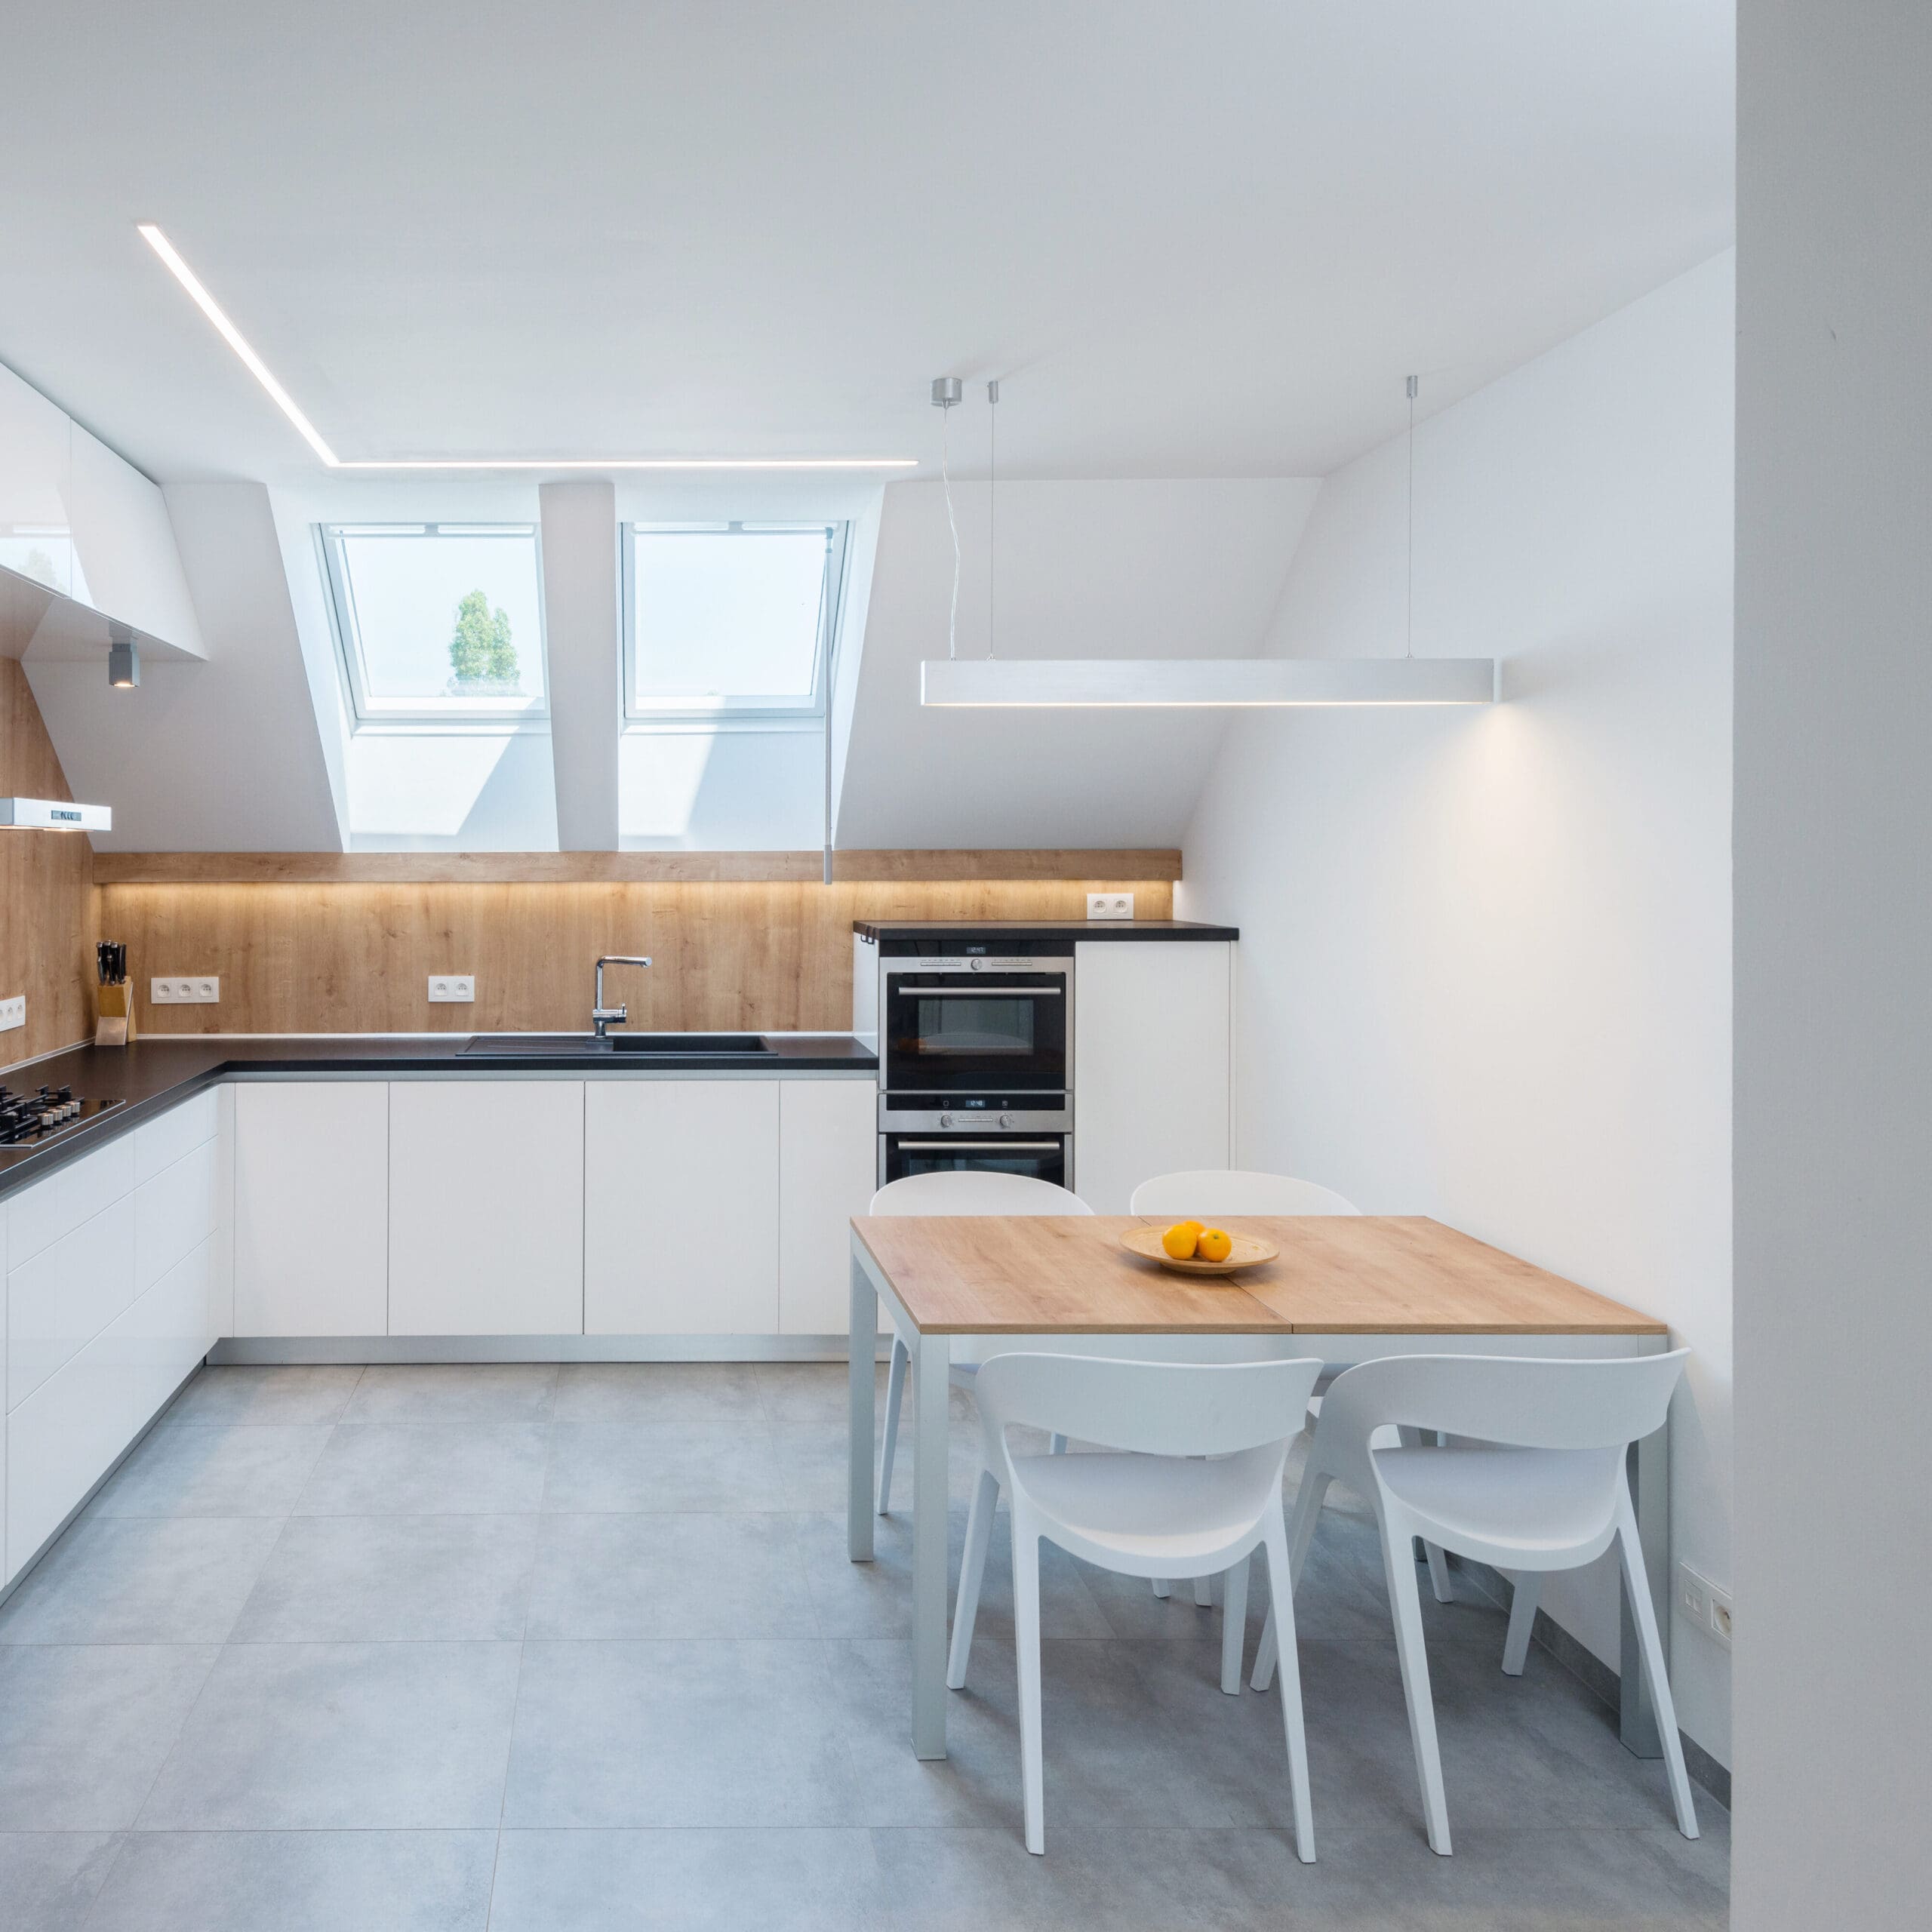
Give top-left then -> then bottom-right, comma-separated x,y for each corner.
1073,940 -> 1234,1213
777,1076 -> 884,1335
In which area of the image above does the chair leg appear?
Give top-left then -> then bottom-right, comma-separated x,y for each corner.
1616,1498 -> 1700,1839
876,1335 -> 907,1514
1254,1469 -> 1331,1692
1380,1508 -> 1452,1855
949,1466 -> 999,1690
1260,1515 -> 1315,1863
1502,1570 -> 1541,1676
1220,1555 -> 1249,1694
1423,1540 -> 1454,1604
1151,1577 -> 1171,1598
1012,1512 -> 1047,1856
1192,1574 -> 1214,1607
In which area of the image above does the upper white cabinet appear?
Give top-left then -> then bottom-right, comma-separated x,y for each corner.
388,1080 -> 585,1336
585,1080 -> 779,1334
778,1078 -> 884,1336
1072,940 -> 1232,1213
235,1081 -> 389,1337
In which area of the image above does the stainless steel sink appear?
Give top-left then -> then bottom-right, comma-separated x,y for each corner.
460,1033 -> 773,1057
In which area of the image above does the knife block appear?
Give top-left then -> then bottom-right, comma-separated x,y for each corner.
94,983 -> 137,1047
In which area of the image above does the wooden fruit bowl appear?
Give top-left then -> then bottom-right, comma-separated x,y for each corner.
1120,1225 -> 1280,1278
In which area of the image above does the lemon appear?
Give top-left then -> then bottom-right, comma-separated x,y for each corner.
1161,1223 -> 1200,1260
1195,1227 -> 1233,1263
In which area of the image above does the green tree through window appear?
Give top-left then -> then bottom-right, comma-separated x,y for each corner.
448,588 -> 521,691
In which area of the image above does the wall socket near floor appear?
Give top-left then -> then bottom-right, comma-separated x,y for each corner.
427,974 -> 476,1003
1086,892 -> 1135,920
151,977 -> 220,1004
1678,1564 -> 1733,1648
0,994 -> 24,1033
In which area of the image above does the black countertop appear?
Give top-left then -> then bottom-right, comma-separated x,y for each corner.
852,918 -> 1238,943
0,1033 -> 877,1202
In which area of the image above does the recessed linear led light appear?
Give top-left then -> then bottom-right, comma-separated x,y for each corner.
136,224 -> 916,474
920,657 -> 1497,707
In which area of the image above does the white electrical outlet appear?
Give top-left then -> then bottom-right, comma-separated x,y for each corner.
151,977 -> 220,1004
0,994 -> 25,1033
1679,1564 -> 1731,1648
428,975 -> 475,1004
1085,892 -> 1135,921
1707,1580 -> 1733,1650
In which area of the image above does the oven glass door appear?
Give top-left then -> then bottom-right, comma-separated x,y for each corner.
881,1135 -> 1070,1189
882,974 -> 1068,1093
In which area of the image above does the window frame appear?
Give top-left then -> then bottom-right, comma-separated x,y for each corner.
620,520 -> 851,730
317,521 -> 551,728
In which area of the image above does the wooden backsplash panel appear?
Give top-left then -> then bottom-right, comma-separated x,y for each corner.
94,877 -> 1174,1035
0,660 -> 97,1060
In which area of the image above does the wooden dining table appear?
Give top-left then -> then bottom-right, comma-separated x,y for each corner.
846,1213 -> 1672,1764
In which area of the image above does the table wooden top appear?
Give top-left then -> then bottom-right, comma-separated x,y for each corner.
850,1214 -> 1667,1337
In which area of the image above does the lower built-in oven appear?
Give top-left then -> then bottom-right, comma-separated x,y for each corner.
878,1119 -> 1073,1189
880,957 -> 1072,1097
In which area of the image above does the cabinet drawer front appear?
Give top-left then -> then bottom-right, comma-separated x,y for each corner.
5,1137 -> 137,1270
777,1078 -> 888,1337
7,1195 -> 137,1411
135,1137 -> 220,1295
5,1236 -> 212,1580
134,1088 -> 219,1184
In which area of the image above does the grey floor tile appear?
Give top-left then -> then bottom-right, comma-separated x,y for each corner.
231,1513 -> 540,1641
165,1364 -> 365,1426
0,1517 -> 284,1644
89,1423 -> 333,1518
490,1826 -> 885,1932
543,1422 -> 788,1513
139,1641 -> 521,1829
503,1638 -> 863,1827
0,1645 -> 217,1829
525,1511 -> 817,1639
341,1363 -> 559,1425
296,1423 -> 550,1515
82,1829 -> 497,1932
0,1830 -> 122,1931
755,1360 -> 891,1426
555,1361 -> 768,1425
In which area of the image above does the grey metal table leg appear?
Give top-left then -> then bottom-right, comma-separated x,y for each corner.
912,1331 -> 952,1759
1620,1423 -> 1669,1758
848,1252 -> 876,1564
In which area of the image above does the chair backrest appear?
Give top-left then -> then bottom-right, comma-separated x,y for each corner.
1128,1169 -> 1360,1217
869,1172 -> 1093,1217
974,1352 -> 1324,1466
1315,1352 -> 1690,1485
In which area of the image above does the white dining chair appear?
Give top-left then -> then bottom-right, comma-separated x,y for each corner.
1248,1349 -> 1699,1856
1124,1169 -> 1401,1605
952,1352 -> 1325,1860
871,1171 -> 1094,1513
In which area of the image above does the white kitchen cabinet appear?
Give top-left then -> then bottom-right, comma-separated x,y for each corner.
389,1080 -> 585,1336
135,1136 -> 218,1295
8,1194 -> 136,1411
234,1081 -> 389,1337
1072,940 -> 1233,1214
585,1080 -> 779,1334
134,1087 -> 219,1183
778,1078 -> 887,1336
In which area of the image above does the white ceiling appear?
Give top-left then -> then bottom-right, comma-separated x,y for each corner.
1,2 -> 1733,489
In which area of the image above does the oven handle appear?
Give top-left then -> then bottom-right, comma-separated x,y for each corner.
893,1140 -> 1065,1152
895,986 -> 1062,997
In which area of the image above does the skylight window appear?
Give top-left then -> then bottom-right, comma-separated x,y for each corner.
623,522 -> 849,724
319,523 -> 547,723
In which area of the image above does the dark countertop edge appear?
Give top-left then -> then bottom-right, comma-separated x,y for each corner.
0,1035 -> 876,1202
851,918 -> 1239,941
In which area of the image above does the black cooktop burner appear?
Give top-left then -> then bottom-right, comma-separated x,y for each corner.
0,1083 -> 125,1146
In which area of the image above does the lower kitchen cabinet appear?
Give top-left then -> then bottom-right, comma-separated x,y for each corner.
778,1077 -> 885,1335
389,1080 -> 586,1335
235,1081 -> 389,1337
585,1079 -> 779,1334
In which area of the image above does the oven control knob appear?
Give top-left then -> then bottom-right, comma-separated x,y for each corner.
969,958 -> 986,972
939,1113 -> 956,1129
999,1113 -> 1017,1128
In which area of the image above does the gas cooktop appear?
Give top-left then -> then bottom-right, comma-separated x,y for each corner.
0,1083 -> 125,1147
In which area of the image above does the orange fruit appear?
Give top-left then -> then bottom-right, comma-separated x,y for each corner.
1161,1223 -> 1200,1260
1195,1227 -> 1233,1263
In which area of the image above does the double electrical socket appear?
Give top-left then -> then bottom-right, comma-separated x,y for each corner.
1677,1564 -> 1733,1649
1085,893 -> 1136,921
152,977 -> 220,1004
0,994 -> 25,1033
428,975 -> 475,1004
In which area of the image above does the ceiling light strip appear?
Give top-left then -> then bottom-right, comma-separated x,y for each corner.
137,225 -> 915,472
919,657 -> 1498,707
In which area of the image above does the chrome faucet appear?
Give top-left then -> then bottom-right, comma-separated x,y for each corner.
592,955 -> 652,1037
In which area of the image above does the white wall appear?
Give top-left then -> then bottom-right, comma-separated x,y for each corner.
1180,254 -> 1735,1761
1732,3 -> 1932,1921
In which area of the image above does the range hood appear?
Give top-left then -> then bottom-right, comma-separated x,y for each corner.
0,797 -> 110,832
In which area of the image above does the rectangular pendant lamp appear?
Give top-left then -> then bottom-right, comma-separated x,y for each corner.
920,657 -> 1497,707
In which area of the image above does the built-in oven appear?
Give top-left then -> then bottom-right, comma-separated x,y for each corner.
879,956 -> 1072,1097
879,1120 -> 1072,1189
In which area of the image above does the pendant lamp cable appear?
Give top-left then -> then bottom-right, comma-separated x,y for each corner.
1405,373 -> 1418,659
987,380 -> 999,658
942,397 -> 961,661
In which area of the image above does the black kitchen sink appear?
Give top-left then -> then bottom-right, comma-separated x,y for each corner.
459,1032 -> 772,1057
